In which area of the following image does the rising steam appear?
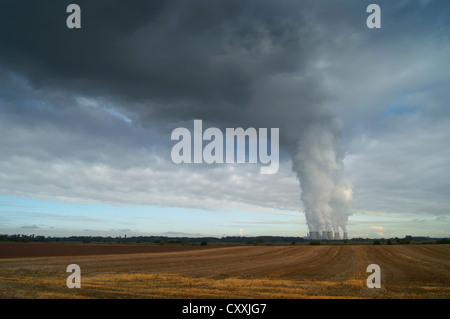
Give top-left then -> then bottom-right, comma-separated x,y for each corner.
291,121 -> 353,240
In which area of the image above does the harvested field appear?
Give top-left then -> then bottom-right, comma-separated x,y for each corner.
0,244 -> 449,298
0,242 -> 213,258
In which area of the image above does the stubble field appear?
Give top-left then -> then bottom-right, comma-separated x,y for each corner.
0,243 -> 449,299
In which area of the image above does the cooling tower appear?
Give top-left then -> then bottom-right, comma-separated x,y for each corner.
343,232 -> 348,240
327,231 -> 333,240
310,232 -> 318,240
322,231 -> 328,240
334,232 -> 340,240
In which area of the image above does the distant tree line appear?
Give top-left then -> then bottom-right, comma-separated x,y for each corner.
0,233 -> 448,244
0,234 -> 307,244
0,234 -> 48,243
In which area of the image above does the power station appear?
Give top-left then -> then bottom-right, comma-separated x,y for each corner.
308,231 -> 348,240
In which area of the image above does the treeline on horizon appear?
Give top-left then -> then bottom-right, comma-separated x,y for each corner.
0,233 -> 449,245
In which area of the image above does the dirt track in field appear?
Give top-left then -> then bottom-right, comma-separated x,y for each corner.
0,244 -> 449,298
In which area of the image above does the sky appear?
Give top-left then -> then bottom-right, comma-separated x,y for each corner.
0,0 -> 449,239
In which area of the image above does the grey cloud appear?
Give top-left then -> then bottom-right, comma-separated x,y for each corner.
2,1 -> 448,144
0,211 -> 104,223
346,114 -> 450,217
0,154 -> 301,211
0,1 -> 309,110
20,224 -> 40,229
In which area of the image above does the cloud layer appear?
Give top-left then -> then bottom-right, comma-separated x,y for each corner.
1,0 -> 450,236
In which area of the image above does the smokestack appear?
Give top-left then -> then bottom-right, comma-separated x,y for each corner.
334,232 -> 340,240
343,232 -> 348,240
327,231 -> 333,240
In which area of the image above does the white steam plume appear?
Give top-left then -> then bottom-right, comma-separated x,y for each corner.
291,121 -> 352,238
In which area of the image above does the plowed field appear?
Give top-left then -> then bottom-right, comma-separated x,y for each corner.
0,244 -> 449,298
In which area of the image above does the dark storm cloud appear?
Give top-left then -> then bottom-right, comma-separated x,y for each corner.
1,0 -> 448,131
1,1 -> 299,102
0,0 -> 335,133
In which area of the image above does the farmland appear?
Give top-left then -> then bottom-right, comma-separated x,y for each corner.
0,243 -> 449,298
